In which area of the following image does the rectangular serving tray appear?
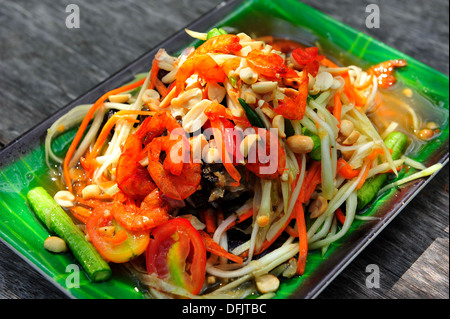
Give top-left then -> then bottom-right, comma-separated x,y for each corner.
0,0 -> 448,299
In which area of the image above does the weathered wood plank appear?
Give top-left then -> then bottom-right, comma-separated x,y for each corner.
388,237 -> 449,299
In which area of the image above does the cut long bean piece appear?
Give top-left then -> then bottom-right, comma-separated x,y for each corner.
356,131 -> 408,210
27,187 -> 112,282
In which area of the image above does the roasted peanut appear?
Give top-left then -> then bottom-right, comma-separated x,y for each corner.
190,134 -> 208,163
342,130 -> 360,145
313,71 -> 334,91
251,81 -> 277,94
339,120 -> 354,137
309,196 -> 328,218
82,184 -> 101,199
142,89 -> 160,104
108,94 -> 131,103
239,67 -> 258,85
272,115 -> 286,138
286,135 -> 314,154
260,105 -> 277,119
44,236 -> 68,253
53,190 -> 75,208
255,274 -> 280,294
202,146 -> 221,164
207,82 -> 226,103
171,88 -> 203,109
182,99 -> 212,133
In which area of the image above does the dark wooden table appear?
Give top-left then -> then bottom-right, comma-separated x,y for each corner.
0,0 -> 448,299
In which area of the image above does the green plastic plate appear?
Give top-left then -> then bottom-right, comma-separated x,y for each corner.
0,0 -> 448,299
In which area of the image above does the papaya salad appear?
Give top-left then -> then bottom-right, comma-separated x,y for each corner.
28,28 -> 443,298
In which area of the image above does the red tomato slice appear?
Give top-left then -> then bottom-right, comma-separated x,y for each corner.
86,204 -> 150,263
146,218 -> 207,295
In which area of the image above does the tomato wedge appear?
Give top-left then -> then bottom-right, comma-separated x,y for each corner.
146,218 -> 207,295
86,204 -> 150,263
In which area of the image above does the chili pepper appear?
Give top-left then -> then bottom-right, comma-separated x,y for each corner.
238,98 -> 265,128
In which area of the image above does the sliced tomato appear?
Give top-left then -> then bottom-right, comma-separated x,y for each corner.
146,218 -> 207,295
86,204 -> 150,263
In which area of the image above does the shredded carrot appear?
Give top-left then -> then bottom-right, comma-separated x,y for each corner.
148,58 -> 159,91
79,155 -> 90,172
244,216 -> 293,257
294,200 -> 308,275
203,208 -> 217,234
211,119 -> 241,186
337,158 -> 361,179
159,84 -> 178,108
203,83 -> 209,100
342,72 -> 356,105
356,148 -> 384,189
249,156 -> 309,269
225,208 -> 253,231
285,225 -> 299,237
199,230 -> 243,264
84,111 -> 150,171
299,160 -> 321,203
154,77 -> 169,98
357,162 -> 372,188
335,208 -> 345,225
62,78 -> 146,191
342,71 -> 367,107
333,92 -> 342,123
217,210 -> 224,222
304,173 -> 321,202
69,206 -> 92,224
354,89 -> 367,106
76,197 -> 113,208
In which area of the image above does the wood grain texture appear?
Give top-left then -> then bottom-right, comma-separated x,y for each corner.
0,0 -> 448,299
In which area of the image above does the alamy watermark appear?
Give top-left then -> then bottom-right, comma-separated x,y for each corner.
65,264 -> 80,288
64,4 -> 381,30
365,264 -> 380,289
365,4 -> 380,29
65,4 -> 80,29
